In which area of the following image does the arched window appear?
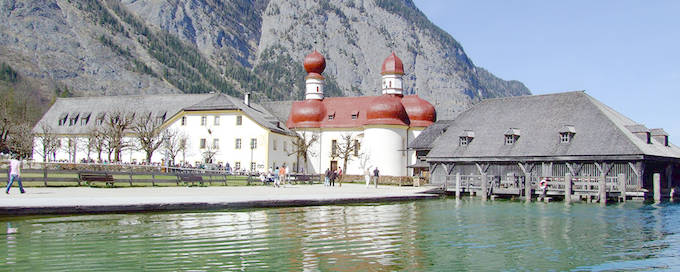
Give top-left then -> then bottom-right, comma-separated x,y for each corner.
316,86 -> 319,92
389,81 -> 392,88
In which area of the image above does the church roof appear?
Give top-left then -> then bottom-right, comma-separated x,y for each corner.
286,95 -> 435,129
426,91 -> 680,161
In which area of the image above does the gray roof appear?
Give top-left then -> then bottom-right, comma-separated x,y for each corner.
427,91 -> 680,161
408,120 -> 454,150
261,100 -> 294,123
34,93 -> 294,135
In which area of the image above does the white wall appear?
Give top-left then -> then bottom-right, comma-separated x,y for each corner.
33,110 -> 297,173
364,126 -> 408,176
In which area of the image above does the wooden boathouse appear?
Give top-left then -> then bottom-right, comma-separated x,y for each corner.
423,91 -> 680,202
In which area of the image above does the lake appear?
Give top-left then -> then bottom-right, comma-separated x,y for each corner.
1,198 -> 678,271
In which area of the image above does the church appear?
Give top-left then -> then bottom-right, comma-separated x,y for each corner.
284,51 -> 436,176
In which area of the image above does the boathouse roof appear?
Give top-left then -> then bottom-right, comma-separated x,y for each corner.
426,91 -> 680,162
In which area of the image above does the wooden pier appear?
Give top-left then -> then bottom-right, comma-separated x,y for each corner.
438,172 -> 676,203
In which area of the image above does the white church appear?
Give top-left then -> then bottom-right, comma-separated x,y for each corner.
32,51 -> 436,177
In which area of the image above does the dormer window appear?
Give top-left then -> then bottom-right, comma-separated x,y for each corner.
69,113 -> 79,126
80,113 -> 91,125
351,111 -> 359,120
328,112 -> 335,120
58,113 -> 68,126
96,112 -> 105,125
504,128 -> 520,145
459,130 -> 475,146
559,125 -> 576,144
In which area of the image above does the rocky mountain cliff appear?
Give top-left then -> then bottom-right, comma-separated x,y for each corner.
0,0 -> 530,120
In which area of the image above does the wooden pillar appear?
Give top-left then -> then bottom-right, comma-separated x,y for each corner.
481,174 -> 488,201
666,164 -> 673,189
455,172 -> 461,199
525,174 -> 531,202
43,166 -> 48,187
565,173 -> 572,203
618,173 -> 626,202
599,174 -> 607,204
653,173 -> 661,202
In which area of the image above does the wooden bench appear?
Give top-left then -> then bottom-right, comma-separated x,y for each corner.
178,174 -> 203,186
79,172 -> 115,187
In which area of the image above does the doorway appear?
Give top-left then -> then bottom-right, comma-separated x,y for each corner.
330,161 -> 338,172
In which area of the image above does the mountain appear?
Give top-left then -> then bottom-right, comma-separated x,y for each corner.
0,0 -> 530,122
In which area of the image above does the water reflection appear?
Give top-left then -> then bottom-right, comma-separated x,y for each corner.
0,200 -> 678,271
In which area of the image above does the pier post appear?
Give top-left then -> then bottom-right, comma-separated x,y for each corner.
599,175 -> 607,204
481,174 -> 488,201
524,175 -> 531,202
455,173 -> 461,199
565,173 -> 572,203
618,173 -> 626,202
653,173 -> 661,202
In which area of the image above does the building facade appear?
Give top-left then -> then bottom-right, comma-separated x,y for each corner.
32,93 -> 298,172
284,51 -> 436,176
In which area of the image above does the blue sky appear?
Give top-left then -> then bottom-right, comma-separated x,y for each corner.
414,0 -> 680,143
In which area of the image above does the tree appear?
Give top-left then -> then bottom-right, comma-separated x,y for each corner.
178,135 -> 190,164
201,139 -> 219,164
34,122 -> 60,162
288,132 -> 318,173
131,112 -> 165,163
333,133 -> 361,186
64,136 -> 82,162
162,129 -> 187,165
87,127 -> 107,162
7,122 -> 33,159
102,110 -> 135,162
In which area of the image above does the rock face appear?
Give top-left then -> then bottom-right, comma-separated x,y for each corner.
0,0 -> 530,119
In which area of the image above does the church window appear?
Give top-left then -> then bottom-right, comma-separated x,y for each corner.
201,116 -> 207,126
214,116 -> 220,126
235,138 -> 242,149
236,116 -> 243,126
181,116 -> 186,126
331,140 -> 338,156
200,138 -> 206,149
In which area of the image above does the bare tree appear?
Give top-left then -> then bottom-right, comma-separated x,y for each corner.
288,132 -> 318,173
131,112 -> 165,163
333,133 -> 361,186
7,122 -> 33,159
102,110 -> 135,162
201,139 -> 219,164
179,136 -> 190,164
162,129 -> 186,165
87,127 -> 106,162
63,136 -> 82,162
34,122 -> 60,162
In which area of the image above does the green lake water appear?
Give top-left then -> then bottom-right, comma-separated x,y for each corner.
1,199 -> 679,271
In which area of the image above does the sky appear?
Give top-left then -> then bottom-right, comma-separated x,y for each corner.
413,0 -> 680,143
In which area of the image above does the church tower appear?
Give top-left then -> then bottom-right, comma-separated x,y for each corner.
380,52 -> 404,96
303,50 -> 326,100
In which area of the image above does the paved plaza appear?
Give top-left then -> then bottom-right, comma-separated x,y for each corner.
0,184 -> 438,215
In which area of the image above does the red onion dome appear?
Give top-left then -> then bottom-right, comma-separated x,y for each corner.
381,52 -> 404,75
303,50 -> 326,79
366,95 -> 410,126
288,99 -> 326,128
402,95 -> 436,127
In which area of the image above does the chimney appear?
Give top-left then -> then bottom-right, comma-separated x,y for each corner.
244,92 -> 250,106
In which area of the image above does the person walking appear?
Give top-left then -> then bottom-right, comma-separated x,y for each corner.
324,168 -> 331,186
372,167 -> 380,188
330,169 -> 337,187
6,155 -> 25,194
274,167 -> 281,187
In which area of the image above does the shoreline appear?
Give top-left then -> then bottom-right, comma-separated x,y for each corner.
0,184 -> 439,216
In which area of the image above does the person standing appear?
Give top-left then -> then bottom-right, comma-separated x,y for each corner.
373,167 -> 380,188
324,168 -> 331,186
278,165 -> 286,186
337,167 -> 343,187
274,167 -> 281,187
330,169 -> 337,187
6,155 -> 25,194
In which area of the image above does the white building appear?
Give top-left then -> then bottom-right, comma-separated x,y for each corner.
32,93 -> 298,172
283,51 -> 436,176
